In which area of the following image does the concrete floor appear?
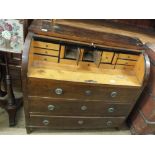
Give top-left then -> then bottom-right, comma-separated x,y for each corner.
0,107 -> 131,135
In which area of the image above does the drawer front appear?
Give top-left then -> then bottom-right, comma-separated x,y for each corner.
101,52 -> 114,63
29,98 -> 132,116
116,59 -> 136,65
28,78 -> 140,102
115,65 -> 134,69
118,54 -> 139,60
33,48 -> 59,56
33,55 -> 58,62
29,115 -> 125,129
33,41 -> 60,50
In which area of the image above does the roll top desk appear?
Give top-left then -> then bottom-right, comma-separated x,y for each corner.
22,20 -> 150,133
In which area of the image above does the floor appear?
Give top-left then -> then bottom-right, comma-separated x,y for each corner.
0,107 -> 131,135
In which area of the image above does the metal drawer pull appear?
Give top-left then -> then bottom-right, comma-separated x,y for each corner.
106,121 -> 112,126
78,120 -> 84,125
85,90 -> 92,96
48,105 -> 55,111
55,88 -> 63,95
81,105 -> 87,111
111,91 -> 117,98
108,107 -> 115,113
43,120 -> 49,126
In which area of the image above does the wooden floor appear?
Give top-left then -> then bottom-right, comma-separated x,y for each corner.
0,107 -> 131,135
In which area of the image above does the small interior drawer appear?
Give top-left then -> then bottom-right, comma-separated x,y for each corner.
116,59 -> 136,65
33,41 -> 60,50
33,55 -> 58,62
118,54 -> 139,60
33,48 -> 59,56
60,59 -> 77,65
101,52 -> 114,63
115,65 -> 134,69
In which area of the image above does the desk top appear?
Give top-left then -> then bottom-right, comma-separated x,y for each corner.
29,20 -> 144,52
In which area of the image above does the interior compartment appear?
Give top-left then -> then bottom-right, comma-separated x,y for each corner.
82,49 -> 94,62
64,46 -> 80,60
28,37 -> 145,87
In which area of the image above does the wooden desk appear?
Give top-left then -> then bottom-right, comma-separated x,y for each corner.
23,20 -> 150,133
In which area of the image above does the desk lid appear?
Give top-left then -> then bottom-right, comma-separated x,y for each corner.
29,19 -> 144,52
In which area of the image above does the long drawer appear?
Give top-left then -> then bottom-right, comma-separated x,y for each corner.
29,115 -> 125,129
28,97 -> 132,117
28,78 -> 140,102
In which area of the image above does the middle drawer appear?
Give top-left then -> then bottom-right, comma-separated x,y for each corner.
28,97 -> 132,117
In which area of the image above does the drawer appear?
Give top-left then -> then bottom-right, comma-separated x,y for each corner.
28,78 -> 140,102
115,65 -> 134,69
33,41 -> 60,50
33,55 -> 58,62
60,59 -> 77,65
116,59 -> 136,65
118,54 -> 139,60
29,97 -> 132,116
101,52 -> 114,63
33,48 -> 59,56
29,115 -> 125,129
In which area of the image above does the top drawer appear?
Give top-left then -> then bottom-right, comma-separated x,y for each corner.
33,41 -> 60,50
28,78 -> 140,102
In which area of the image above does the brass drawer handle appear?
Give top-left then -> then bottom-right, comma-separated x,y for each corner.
106,121 -> 112,126
78,120 -> 84,125
42,120 -> 49,126
81,105 -> 87,111
48,105 -> 55,111
108,107 -> 115,113
111,91 -> 117,98
85,90 -> 92,96
55,88 -> 63,95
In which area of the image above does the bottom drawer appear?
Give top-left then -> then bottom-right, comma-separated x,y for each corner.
29,115 -> 126,129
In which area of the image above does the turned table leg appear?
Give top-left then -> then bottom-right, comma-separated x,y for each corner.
4,53 -> 22,126
5,74 -> 17,126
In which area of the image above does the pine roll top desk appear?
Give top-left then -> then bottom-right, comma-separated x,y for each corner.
22,20 -> 150,133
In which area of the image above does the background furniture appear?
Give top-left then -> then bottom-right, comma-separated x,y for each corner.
22,20 -> 150,133
0,19 -> 24,126
129,43 -> 155,134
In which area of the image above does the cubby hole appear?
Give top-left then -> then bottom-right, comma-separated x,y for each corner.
82,49 -> 94,62
64,46 -> 79,60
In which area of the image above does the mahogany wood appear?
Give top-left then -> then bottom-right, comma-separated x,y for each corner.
22,20 -> 150,133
